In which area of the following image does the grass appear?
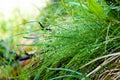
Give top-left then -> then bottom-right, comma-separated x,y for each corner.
0,0 -> 120,80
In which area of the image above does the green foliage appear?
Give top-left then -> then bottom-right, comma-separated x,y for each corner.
87,0 -> 107,17
32,0 -> 120,79
48,68 -> 90,80
0,0 -> 120,79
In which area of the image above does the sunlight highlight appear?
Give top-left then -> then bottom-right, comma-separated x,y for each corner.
0,0 -> 50,19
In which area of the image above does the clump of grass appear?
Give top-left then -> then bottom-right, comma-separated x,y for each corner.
30,0 -> 120,79
0,0 -> 120,80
